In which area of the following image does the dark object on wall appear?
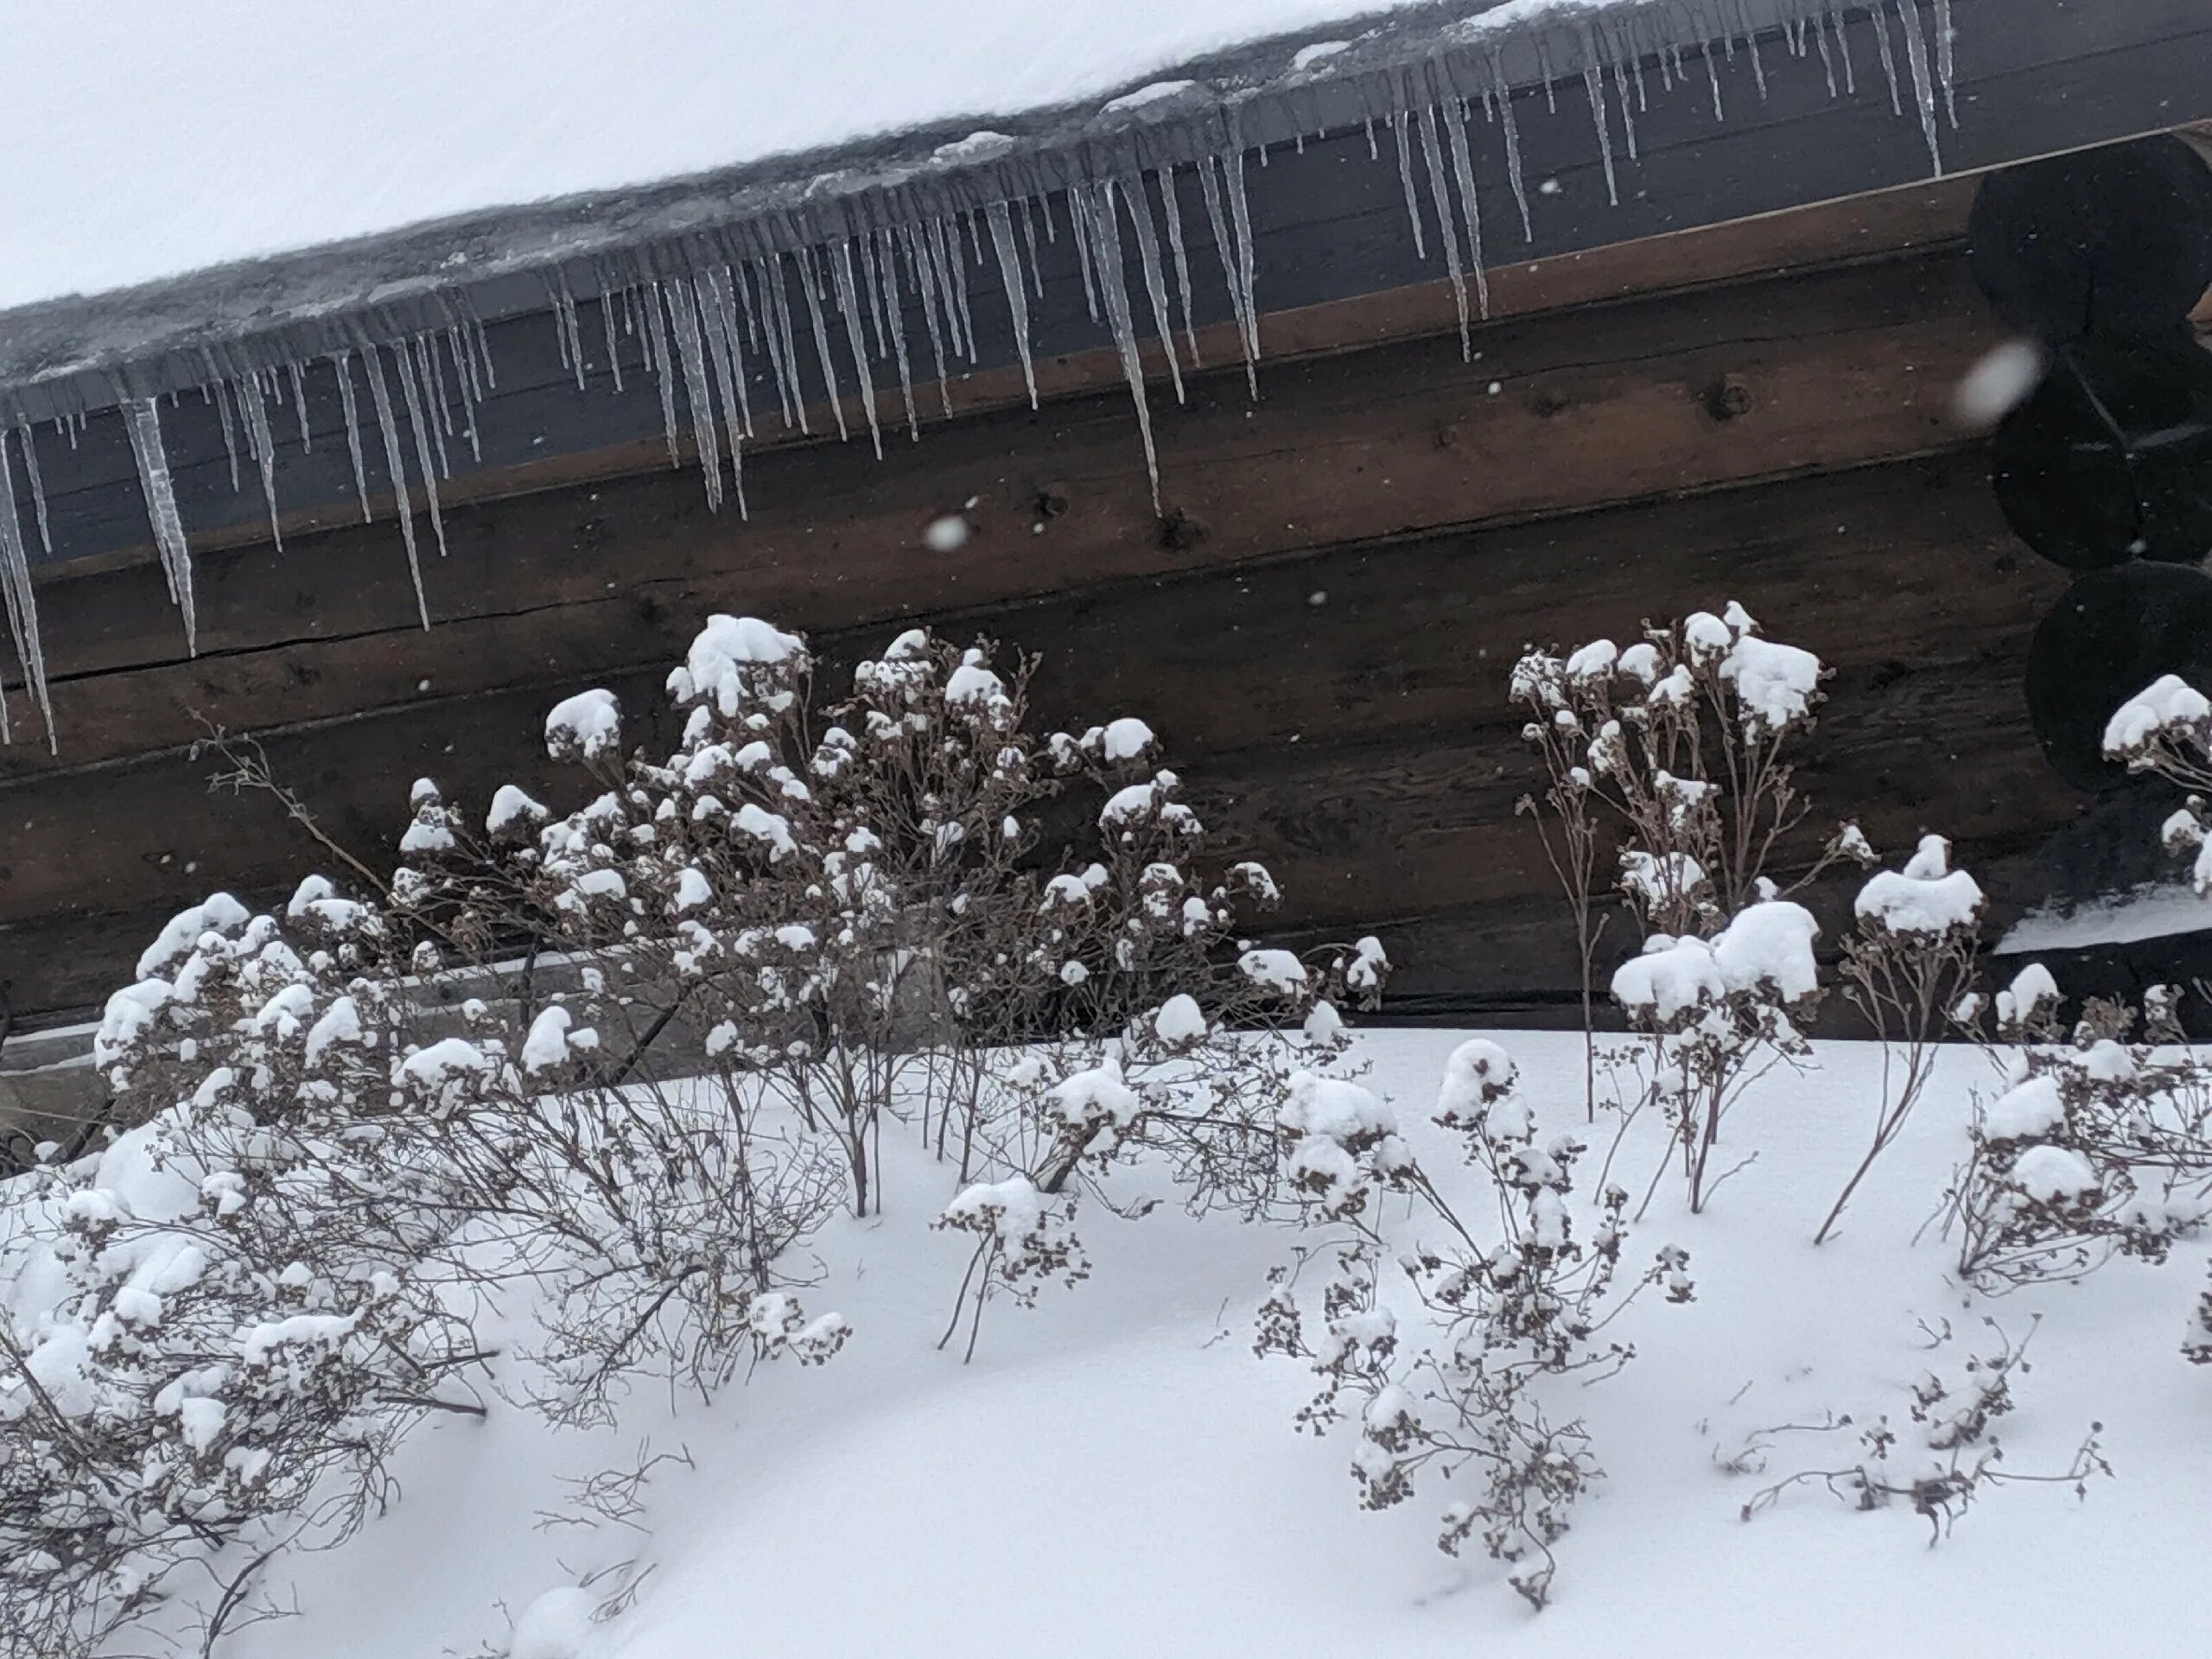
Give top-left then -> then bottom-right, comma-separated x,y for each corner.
1992,329 -> 2212,569
2025,561 -> 2212,789
1968,135 -> 2212,342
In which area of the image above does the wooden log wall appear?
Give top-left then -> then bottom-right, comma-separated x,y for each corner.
0,183 -> 2091,1027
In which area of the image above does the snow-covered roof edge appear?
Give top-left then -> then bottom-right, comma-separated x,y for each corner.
0,0 -> 1960,750
0,0 -> 1939,416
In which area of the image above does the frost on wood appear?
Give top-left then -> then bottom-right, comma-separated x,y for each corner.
0,1 -> 1967,747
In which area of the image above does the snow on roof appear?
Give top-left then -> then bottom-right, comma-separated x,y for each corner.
0,0 -> 1958,751
10,0 -> 1564,313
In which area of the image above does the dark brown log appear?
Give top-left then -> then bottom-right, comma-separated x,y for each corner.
6,249 -> 1999,779
0,454 -> 2064,1023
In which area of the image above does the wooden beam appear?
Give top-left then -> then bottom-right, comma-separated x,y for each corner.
0,448 -> 2068,1023
7,248 -> 1999,777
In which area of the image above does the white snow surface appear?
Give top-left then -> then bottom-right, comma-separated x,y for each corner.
53,1028 -> 2205,1659
0,0 -> 1616,311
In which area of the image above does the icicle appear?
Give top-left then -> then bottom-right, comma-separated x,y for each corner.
747,260 -> 798,430
640,281 -> 685,465
935,217 -> 978,363
1744,13 -> 1769,99
446,327 -> 485,464
899,228 -> 956,419
664,281 -> 723,509
361,346 -> 429,626
467,306 -> 499,394
1119,179 -> 1185,404
868,230 -> 920,439
1581,64 -> 1619,206
856,232 -> 889,363
1611,56 -> 1640,162
600,288 -> 627,394
1018,195 -> 1046,298
1068,191 -> 1103,324
1416,108 -> 1475,359
697,276 -> 752,517
1536,37 -> 1559,111
984,203 -> 1039,410
210,378 -> 242,494
1158,168 -> 1203,364
1701,35 -> 1726,124
1870,2 -> 1904,116
0,431 -> 53,747
1197,157 -> 1257,398
556,271 -> 588,389
1893,0 -> 1942,174
124,398 -> 196,651
796,249 -> 852,443
234,374 -> 283,550
761,257 -> 810,433
830,240 -> 885,458
1828,1 -> 1858,95
1442,102 -> 1492,325
1391,112 -> 1427,258
1364,117 -> 1378,161
1814,10 -> 1838,97
1072,183 -> 1161,510
1934,0 -> 1955,125
332,352 -> 373,524
703,267 -> 757,441
410,335 -> 454,481
16,423 -> 51,556
1488,55 -> 1533,240
391,342 -> 450,581
280,363 -> 309,454
1220,146 -> 1262,385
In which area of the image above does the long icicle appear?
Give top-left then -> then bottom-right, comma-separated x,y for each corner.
1934,0 -> 1956,126
1221,143 -> 1262,379
796,249 -> 851,442
332,351 -> 373,523
392,340 -> 450,580
360,344 -> 429,628
16,422 -> 52,557
1871,0 -> 1904,116
698,270 -> 752,518
868,229 -> 921,439
664,278 -> 723,508
1442,99 -> 1492,326
124,397 -> 197,652
1488,54 -> 1534,240
1893,0 -> 1942,175
1417,106 -> 1475,359
983,203 -> 1039,410
0,430 -> 52,747
1119,179 -> 1185,404
642,282 -> 684,466
830,239 -> 885,457
1390,111 -> 1428,258
235,373 -> 283,551
1581,60 -> 1620,206
901,226 -> 956,418
702,266 -> 757,442
1075,182 -> 1162,511
1157,168 -> 1204,365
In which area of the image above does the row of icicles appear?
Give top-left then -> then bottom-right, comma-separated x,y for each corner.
0,0 -> 1958,752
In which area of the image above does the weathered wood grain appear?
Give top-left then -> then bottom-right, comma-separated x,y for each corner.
5,249 -> 1999,779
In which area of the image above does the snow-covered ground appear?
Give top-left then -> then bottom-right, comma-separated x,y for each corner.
3,0 -> 1610,308
185,1029 -> 2209,1659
